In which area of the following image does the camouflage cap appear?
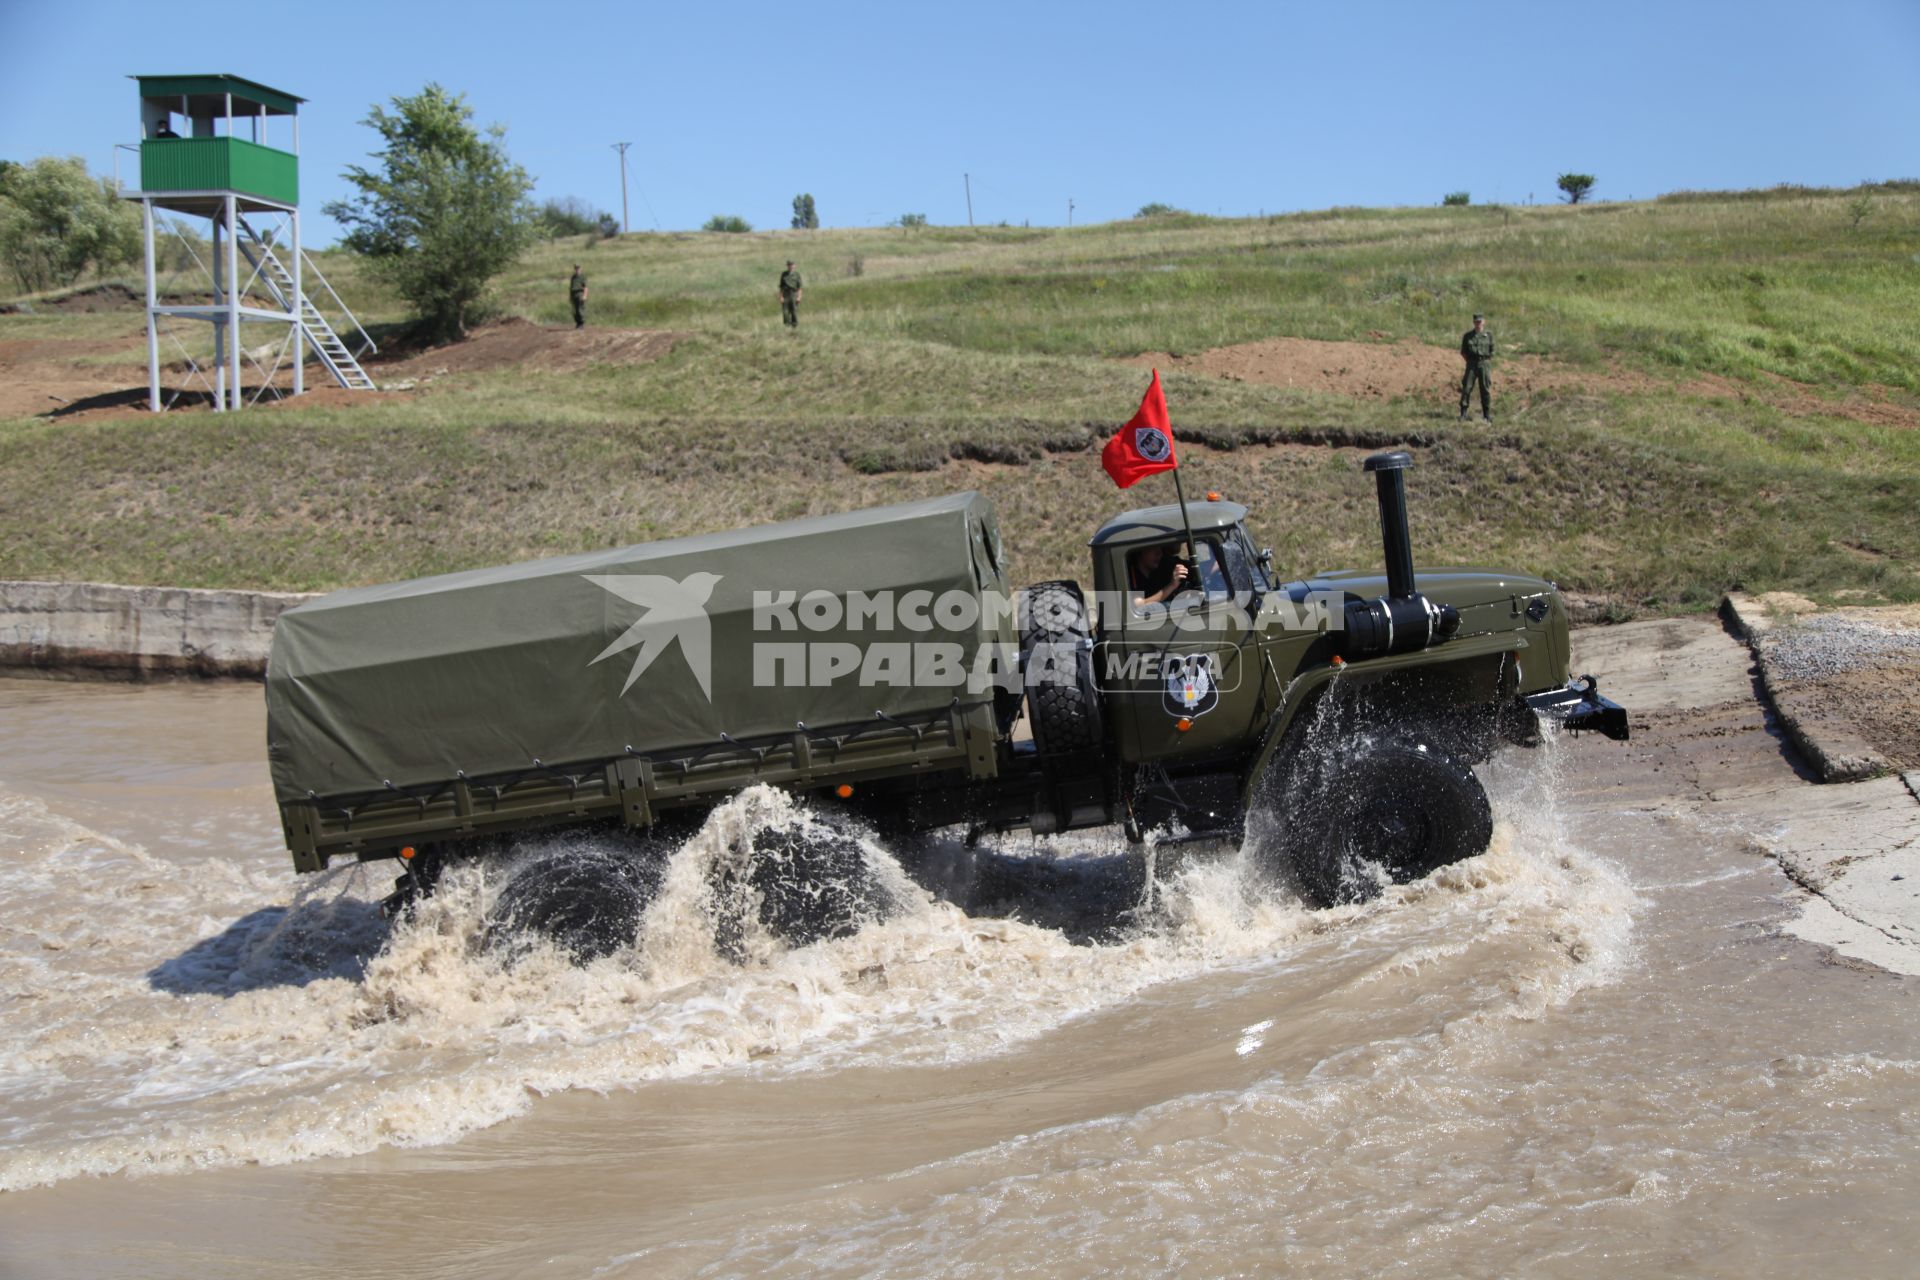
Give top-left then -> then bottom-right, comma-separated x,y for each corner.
1472,313 -> 1485,321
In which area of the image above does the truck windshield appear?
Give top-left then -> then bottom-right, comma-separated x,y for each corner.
1227,527 -> 1268,594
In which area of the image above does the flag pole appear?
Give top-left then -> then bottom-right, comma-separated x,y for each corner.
1170,462 -> 1198,561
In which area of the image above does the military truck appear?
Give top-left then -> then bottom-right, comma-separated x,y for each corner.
266,451 -> 1625,943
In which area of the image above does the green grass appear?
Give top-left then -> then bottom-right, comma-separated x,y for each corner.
2,186 -> 1917,609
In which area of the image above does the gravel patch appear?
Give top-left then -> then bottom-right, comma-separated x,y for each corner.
1764,613 -> 1920,682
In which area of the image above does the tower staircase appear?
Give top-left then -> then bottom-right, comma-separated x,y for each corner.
235,217 -> 377,391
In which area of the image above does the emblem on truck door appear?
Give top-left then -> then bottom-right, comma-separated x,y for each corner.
1163,652 -> 1219,718
585,572 -> 723,698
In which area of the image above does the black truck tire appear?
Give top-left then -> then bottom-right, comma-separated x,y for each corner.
1019,581 -> 1102,755
489,858 -> 653,962
713,818 -> 894,960
1257,739 -> 1493,907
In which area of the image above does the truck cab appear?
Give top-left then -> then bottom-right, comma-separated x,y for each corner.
1090,498 -> 1285,767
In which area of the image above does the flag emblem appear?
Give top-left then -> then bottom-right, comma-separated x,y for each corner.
1101,369 -> 1180,489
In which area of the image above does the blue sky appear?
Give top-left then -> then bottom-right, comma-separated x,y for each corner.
3,0 -> 1916,243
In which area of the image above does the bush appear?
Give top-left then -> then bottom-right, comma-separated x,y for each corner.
537,196 -> 614,239
1557,173 -> 1596,204
703,214 -> 752,233
1442,191 -> 1470,206
1135,202 -> 1185,218
0,155 -> 142,293
324,84 -> 537,340
897,213 -> 927,228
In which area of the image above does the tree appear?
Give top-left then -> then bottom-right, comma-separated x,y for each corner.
1442,191 -> 1471,206
791,193 -> 818,230
702,214 -> 752,233
0,156 -> 141,293
896,213 -> 927,228
323,84 -> 536,340
1556,173 -> 1596,204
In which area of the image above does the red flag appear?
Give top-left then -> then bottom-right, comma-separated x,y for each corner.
1101,369 -> 1178,489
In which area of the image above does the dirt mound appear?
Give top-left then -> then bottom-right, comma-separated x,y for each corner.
1126,336 -> 1463,400
0,283 -> 200,315
1124,336 -> 1920,429
378,318 -> 683,377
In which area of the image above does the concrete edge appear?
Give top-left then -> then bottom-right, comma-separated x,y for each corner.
1720,592 -> 1890,783
0,580 -> 319,681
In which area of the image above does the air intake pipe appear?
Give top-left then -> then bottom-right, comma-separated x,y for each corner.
1339,451 -> 1461,658
1366,451 -> 1418,600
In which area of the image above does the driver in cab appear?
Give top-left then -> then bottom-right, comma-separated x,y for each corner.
1129,543 -> 1191,609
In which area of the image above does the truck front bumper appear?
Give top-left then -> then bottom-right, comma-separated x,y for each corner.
1525,674 -> 1630,741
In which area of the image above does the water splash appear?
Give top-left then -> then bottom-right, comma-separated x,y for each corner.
0,730 -> 1631,1190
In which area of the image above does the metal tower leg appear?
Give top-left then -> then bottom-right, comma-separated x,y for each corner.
225,194 -> 241,410
142,199 -> 160,413
212,210 -> 225,412
291,208 -> 304,397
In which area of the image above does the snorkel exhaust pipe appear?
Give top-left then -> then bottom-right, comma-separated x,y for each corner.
1365,451 -> 1418,600
1339,451 -> 1461,658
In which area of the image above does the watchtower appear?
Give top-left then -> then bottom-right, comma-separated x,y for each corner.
130,74 -> 374,411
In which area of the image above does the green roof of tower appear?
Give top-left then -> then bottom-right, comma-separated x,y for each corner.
134,74 -> 304,116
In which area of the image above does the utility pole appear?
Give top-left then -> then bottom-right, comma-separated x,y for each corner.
612,142 -> 632,234
964,172 -> 973,227
1067,197 -> 1074,228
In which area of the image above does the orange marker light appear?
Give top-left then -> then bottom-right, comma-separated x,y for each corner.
1331,655 -> 1346,667
835,784 -> 854,799
1175,718 -> 1193,732
400,845 -> 417,860
1206,491 -> 1222,502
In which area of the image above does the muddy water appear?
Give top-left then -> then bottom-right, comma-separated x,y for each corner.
0,640 -> 1915,1279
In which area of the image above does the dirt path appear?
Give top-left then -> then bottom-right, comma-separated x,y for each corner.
1124,336 -> 1920,428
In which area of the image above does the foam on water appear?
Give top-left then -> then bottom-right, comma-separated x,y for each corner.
0,736 -> 1632,1192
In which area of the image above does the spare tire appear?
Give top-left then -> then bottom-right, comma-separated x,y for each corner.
1019,580 -> 1102,755
1255,740 -> 1493,907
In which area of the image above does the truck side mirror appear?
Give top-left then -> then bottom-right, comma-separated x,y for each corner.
1258,548 -> 1275,569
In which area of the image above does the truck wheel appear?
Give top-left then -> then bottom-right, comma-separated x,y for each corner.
714,819 -> 892,959
488,853 -> 657,963
1260,741 -> 1492,907
1019,580 -> 1102,755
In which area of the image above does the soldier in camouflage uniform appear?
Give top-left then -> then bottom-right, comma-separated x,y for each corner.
568,266 -> 588,329
1459,313 -> 1492,421
778,261 -> 803,328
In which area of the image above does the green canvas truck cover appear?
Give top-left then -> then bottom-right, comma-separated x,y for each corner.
267,493 -> 1012,807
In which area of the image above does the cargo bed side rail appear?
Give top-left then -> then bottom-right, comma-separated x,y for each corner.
282,698 -> 1001,871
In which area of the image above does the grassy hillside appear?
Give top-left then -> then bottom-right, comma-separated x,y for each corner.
2,185 -> 1917,609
